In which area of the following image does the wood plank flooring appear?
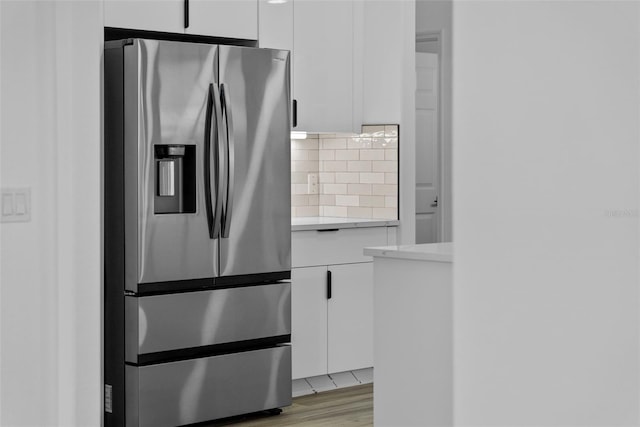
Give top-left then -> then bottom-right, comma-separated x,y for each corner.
210,384 -> 373,426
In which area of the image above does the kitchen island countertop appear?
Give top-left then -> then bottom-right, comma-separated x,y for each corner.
364,242 -> 453,262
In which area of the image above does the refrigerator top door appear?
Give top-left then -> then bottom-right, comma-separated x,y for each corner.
125,39 -> 220,289
218,46 -> 291,279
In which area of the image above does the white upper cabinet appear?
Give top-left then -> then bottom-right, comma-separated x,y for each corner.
188,0 -> 257,40
361,0 -> 404,124
104,0 -> 258,40
258,0 -> 293,52
293,0 -> 354,133
104,1 -> 184,33
259,0 -> 362,133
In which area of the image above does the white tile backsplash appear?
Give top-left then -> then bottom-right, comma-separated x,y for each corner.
335,195 -> 360,207
360,172 -> 385,184
335,149 -> 359,161
335,172 -> 360,184
291,125 -> 398,219
360,149 -> 385,161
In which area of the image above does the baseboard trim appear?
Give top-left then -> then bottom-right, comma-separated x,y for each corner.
292,367 -> 374,397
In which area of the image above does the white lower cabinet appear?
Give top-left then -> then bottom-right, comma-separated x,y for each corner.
291,266 -> 328,379
327,263 -> 374,374
291,226 -> 391,380
291,263 -> 374,380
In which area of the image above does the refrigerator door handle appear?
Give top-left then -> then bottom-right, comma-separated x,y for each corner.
204,83 -> 224,239
220,83 -> 235,238
204,84 -> 215,237
211,84 -> 225,239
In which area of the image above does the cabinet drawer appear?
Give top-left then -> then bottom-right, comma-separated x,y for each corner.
292,227 -> 387,267
125,283 -> 291,362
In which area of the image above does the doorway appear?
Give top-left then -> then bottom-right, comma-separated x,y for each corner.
415,33 -> 441,243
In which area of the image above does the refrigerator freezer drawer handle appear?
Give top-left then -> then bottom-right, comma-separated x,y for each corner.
220,83 -> 235,239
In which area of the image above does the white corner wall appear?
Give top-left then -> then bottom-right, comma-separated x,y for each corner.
452,1 -> 639,425
0,1 -> 102,425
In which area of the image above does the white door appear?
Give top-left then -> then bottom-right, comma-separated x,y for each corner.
415,52 -> 439,243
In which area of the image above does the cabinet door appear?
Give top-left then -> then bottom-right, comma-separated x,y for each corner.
293,0 -> 354,133
328,262 -> 374,373
188,0 -> 258,40
258,0 -> 293,51
104,0 -> 184,33
291,266 -> 328,379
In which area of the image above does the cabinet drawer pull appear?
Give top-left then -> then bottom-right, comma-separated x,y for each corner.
327,270 -> 332,299
292,99 -> 297,128
317,228 -> 339,233
184,0 -> 189,28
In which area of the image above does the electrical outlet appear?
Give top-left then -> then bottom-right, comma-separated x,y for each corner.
1,188 -> 31,223
307,174 -> 318,194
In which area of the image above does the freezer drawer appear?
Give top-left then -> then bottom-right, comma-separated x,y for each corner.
126,345 -> 292,427
126,282 -> 291,362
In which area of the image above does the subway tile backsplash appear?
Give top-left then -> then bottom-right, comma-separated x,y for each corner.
291,125 -> 398,220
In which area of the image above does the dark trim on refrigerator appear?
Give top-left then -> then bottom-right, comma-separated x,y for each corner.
136,277 -> 216,295
214,271 -> 291,287
131,337 -> 292,366
134,272 -> 291,295
104,39 -> 134,49
104,27 -> 258,47
104,44 -> 126,427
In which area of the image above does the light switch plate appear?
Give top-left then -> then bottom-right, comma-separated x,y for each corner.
1,188 -> 31,223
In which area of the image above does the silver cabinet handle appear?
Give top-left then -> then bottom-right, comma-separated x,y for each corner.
220,83 -> 235,239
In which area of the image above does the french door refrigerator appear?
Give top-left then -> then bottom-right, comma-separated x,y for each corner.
104,39 -> 292,427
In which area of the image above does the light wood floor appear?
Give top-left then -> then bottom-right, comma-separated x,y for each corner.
210,384 -> 373,426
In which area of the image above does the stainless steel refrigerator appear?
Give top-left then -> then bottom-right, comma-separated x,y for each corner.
104,39 -> 292,427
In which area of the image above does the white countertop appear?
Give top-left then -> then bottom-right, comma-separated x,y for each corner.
364,242 -> 453,262
292,216 -> 399,231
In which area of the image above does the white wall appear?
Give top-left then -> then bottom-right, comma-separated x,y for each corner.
0,1 -> 102,425
416,0 -> 452,242
362,0 -> 416,245
452,1 -> 639,425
